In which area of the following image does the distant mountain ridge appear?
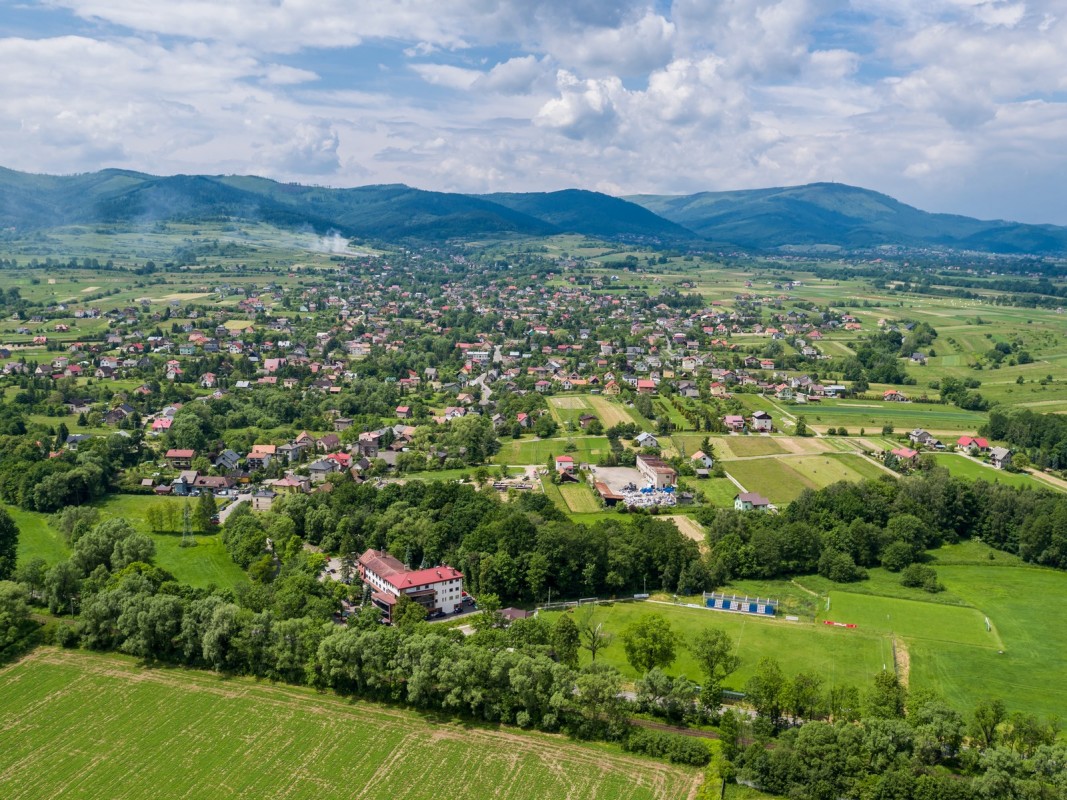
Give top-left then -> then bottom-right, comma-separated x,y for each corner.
1,167 -> 1066,254
626,183 -> 1067,254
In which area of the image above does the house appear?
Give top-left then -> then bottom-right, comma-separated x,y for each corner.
396,405 -> 412,420
723,415 -> 745,432
555,455 -> 575,473
636,454 -> 676,489
246,444 -> 276,470
358,549 -> 465,622
165,449 -> 195,469
957,435 -> 989,454
891,447 -> 919,464
171,470 -> 199,495
883,389 -> 908,402
989,447 -> 1013,470
734,492 -> 771,512
317,433 -> 341,452
252,489 -> 276,511
333,417 -> 353,432
636,379 -> 657,394
193,475 -> 235,494
691,450 -> 714,469
308,459 -> 339,482
65,433 -> 93,451
751,411 -> 772,432
634,432 -> 659,449
214,449 -> 241,471
908,429 -> 942,449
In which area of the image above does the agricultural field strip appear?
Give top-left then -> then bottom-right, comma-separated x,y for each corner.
0,649 -> 699,800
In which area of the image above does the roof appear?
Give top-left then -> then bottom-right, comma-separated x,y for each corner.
990,447 -> 1012,459
736,492 -> 770,506
891,447 -> 919,459
371,591 -> 397,607
386,564 -> 463,590
166,449 -> 195,458
957,436 -> 989,448
555,455 -> 574,463
358,548 -> 406,579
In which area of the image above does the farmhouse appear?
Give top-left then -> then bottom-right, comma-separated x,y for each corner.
989,447 -> 1013,470
891,447 -> 919,464
358,549 -> 465,622
636,453 -> 676,489
555,454 -> 576,474
691,450 -> 714,469
883,389 -> 908,402
957,435 -> 989,454
165,449 -> 195,469
723,415 -> 745,432
751,410 -> 772,432
734,492 -> 771,512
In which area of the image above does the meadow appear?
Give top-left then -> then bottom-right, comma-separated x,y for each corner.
493,436 -> 612,465
9,495 -> 247,590
931,453 -> 1061,492
0,648 -> 700,800
723,453 -> 886,503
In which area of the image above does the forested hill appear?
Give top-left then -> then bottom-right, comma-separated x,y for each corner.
627,182 -> 1067,255
4,166 -> 1067,253
0,168 -> 689,244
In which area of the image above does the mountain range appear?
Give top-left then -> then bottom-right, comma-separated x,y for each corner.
1,166 -> 1066,255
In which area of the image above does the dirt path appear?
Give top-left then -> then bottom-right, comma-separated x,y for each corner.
663,515 -> 707,550
894,638 -> 911,687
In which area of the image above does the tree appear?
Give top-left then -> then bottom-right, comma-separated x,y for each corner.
744,657 -> 786,731
795,416 -> 808,437
971,698 -> 1007,750
689,627 -> 740,688
14,557 -> 47,603
0,507 -> 18,581
43,560 -> 81,615
866,669 -> 907,719
0,580 -> 32,652
552,613 -> 580,668
576,606 -> 614,662
786,671 -> 824,721
392,594 -> 427,629
195,491 -> 218,534
622,613 -> 678,674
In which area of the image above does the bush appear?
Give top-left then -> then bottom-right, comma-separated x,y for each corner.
880,541 -> 915,572
819,549 -> 867,583
622,728 -> 711,766
900,564 -> 944,593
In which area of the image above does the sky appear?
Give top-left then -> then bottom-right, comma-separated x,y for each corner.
1,0 -> 1066,224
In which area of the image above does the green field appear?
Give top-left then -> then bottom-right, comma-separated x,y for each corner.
724,453 -> 891,503
541,602 -> 889,688
0,649 -> 699,800
11,495 -> 247,590
804,401 -> 988,434
493,436 -> 612,465
932,453 -> 1061,492
558,482 -> 602,513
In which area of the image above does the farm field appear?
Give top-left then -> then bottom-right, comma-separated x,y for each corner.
547,394 -> 595,427
0,648 -> 699,800
802,400 -> 988,434
586,395 -> 641,428
724,459 -> 815,503
692,477 -> 739,507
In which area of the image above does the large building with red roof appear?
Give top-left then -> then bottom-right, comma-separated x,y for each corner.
358,549 -> 464,622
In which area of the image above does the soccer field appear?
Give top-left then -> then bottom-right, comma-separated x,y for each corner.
0,649 -> 700,800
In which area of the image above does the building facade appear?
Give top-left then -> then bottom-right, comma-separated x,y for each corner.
358,549 -> 465,622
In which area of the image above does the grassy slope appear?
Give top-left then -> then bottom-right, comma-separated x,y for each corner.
0,648 -> 698,800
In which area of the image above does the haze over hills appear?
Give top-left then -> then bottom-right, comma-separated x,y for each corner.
2,166 -> 1067,254
627,183 -> 1067,255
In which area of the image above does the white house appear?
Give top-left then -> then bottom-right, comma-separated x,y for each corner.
734,492 -> 771,512
358,549 -> 465,622
751,411 -> 773,432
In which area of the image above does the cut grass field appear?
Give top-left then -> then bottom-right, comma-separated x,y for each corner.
0,648 -> 700,800
557,482 -> 602,513
725,454 -> 892,503
586,395 -> 640,428
493,436 -> 611,465
804,400 -> 988,434
932,453 -> 1061,492
541,602 -> 889,688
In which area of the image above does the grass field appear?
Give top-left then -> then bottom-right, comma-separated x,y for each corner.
11,495 -> 247,590
804,401 -> 987,434
932,453 -> 1060,492
0,648 -> 699,800
586,395 -> 640,428
493,437 -> 612,465
693,477 -> 740,507
724,454 -> 891,503
557,482 -> 602,513
541,602 -> 889,688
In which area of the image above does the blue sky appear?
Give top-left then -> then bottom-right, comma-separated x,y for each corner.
1,0 -> 1066,224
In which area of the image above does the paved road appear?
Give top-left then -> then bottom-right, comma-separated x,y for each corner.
217,492 -> 250,524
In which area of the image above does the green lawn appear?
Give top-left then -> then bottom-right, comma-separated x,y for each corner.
724,459 -> 815,504
10,495 -> 246,590
693,477 -> 740,507
805,401 -> 988,434
558,482 -> 602,513
494,436 -> 612,465
541,601 -> 889,689
932,453 -> 1060,492
0,649 -> 699,800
